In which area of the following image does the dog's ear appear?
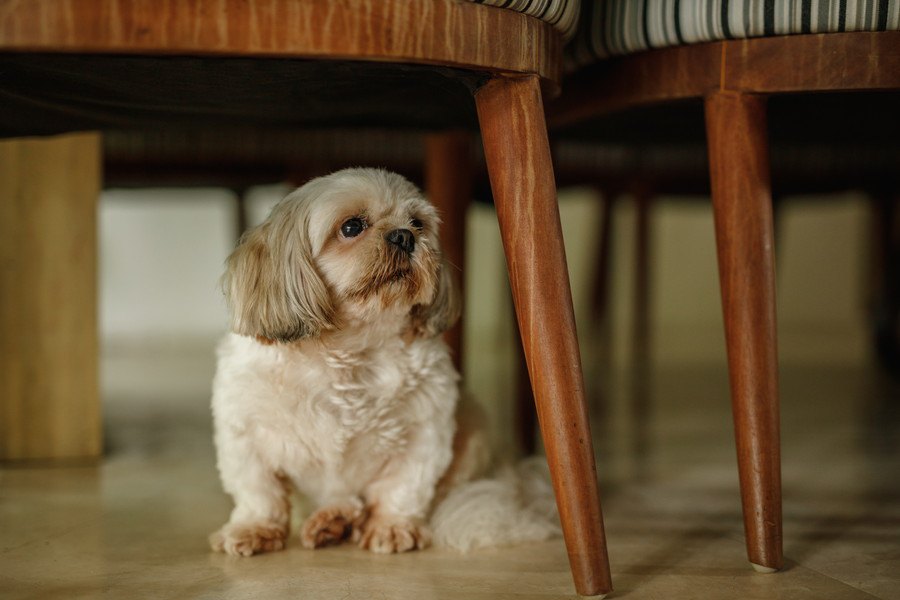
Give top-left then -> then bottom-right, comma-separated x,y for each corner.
222,221 -> 334,343
412,256 -> 461,338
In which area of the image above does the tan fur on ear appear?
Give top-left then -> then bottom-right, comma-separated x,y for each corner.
222,218 -> 335,343
412,257 -> 461,338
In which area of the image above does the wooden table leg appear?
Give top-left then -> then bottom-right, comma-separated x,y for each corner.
0,132 -> 102,462
705,91 -> 783,572
425,131 -> 472,374
475,75 -> 612,598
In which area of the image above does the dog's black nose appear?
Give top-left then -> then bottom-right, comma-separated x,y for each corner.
385,228 -> 415,254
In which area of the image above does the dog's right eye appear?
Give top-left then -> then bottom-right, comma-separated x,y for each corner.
340,218 -> 366,238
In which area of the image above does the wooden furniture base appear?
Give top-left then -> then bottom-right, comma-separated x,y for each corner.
0,132 -> 102,462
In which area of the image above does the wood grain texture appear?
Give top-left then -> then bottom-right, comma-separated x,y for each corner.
705,92 -> 783,571
513,309 -> 537,456
551,31 -> 900,128
424,131 -> 472,373
0,0 -> 562,89
476,75 -> 612,597
0,132 -> 101,462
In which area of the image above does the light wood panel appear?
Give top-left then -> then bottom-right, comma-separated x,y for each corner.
0,132 -> 102,462
0,0 -> 562,90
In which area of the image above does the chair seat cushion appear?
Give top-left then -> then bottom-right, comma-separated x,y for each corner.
468,0 -> 581,38
569,0 -> 900,63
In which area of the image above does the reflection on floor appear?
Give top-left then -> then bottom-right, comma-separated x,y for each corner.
2,339 -> 899,599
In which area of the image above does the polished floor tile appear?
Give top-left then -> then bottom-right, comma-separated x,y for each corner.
2,343 -> 899,599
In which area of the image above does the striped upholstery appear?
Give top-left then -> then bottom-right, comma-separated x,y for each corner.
467,0 -> 582,38
570,0 -> 900,62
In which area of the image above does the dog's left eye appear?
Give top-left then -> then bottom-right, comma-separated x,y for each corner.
340,218 -> 366,238
410,218 -> 424,230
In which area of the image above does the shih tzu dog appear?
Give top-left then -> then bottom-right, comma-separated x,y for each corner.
209,168 -> 558,557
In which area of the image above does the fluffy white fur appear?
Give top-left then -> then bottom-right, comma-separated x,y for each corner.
209,168 -> 559,557
431,457 -> 561,551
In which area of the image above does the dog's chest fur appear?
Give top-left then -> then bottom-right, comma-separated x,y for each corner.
212,333 -> 454,499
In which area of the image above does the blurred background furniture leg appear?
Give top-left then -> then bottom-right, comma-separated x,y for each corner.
631,186 -> 653,366
425,131 -> 472,373
705,92 -> 783,572
476,74 -> 612,598
872,191 -> 900,376
592,190 -> 616,342
233,186 -> 251,240
0,132 -> 102,462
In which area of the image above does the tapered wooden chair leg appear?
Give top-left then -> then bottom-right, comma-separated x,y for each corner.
476,75 -> 612,598
425,131 -> 472,373
705,91 -> 783,572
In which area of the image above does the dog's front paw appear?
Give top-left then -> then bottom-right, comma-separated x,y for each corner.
209,522 -> 288,557
359,515 -> 431,554
300,502 -> 367,549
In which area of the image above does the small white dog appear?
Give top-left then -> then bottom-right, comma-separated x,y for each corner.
210,168 -> 558,557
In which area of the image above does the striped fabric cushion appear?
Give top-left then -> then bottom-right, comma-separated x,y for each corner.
466,0 -> 582,39
570,0 -> 900,62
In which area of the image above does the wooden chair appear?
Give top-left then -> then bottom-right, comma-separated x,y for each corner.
0,1 -> 612,596
549,1 -> 900,575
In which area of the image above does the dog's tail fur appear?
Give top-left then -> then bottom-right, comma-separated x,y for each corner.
430,456 -> 562,551
428,397 -> 561,551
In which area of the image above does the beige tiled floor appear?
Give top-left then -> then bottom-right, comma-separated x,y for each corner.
2,341 -> 899,599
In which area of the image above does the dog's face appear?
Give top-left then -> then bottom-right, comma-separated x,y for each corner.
223,168 -> 459,343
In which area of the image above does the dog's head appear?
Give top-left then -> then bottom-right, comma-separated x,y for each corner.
223,168 -> 459,343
